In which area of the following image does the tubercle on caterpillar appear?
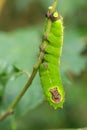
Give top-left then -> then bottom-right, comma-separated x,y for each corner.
40,13 -> 61,52
39,7 -> 65,109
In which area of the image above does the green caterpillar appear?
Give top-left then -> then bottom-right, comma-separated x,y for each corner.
39,9 -> 65,109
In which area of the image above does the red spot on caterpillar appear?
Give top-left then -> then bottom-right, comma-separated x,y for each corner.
43,33 -> 48,41
40,45 -> 45,51
45,11 -> 52,18
43,62 -> 48,69
50,88 -> 61,103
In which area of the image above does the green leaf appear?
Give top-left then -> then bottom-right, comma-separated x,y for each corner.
4,73 -> 44,116
0,27 -> 44,116
61,29 -> 86,75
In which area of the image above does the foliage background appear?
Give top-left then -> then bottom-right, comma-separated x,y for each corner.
0,0 -> 87,129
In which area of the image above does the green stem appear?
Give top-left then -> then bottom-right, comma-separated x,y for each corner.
0,0 -> 58,121
10,115 -> 17,130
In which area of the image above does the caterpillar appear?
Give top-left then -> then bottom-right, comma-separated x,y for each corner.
39,8 -> 65,109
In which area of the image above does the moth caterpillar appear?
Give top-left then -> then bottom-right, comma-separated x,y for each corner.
39,9 -> 65,109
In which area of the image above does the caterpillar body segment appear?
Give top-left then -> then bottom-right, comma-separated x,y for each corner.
44,54 -> 60,66
39,10 -> 65,109
50,27 -> 63,37
45,44 -> 62,57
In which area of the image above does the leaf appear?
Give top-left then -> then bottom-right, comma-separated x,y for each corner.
0,27 -> 44,116
65,71 -> 87,106
4,73 -> 44,116
61,29 -> 86,75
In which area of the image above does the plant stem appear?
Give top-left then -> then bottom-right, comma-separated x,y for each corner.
0,0 -> 58,121
0,109 -> 14,121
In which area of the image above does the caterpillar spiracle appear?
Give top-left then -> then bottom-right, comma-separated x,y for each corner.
39,9 -> 65,109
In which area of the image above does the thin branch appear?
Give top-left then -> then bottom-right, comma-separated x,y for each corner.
0,0 -> 58,121
0,109 -> 14,121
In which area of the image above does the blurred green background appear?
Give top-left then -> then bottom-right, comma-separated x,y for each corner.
0,0 -> 87,130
